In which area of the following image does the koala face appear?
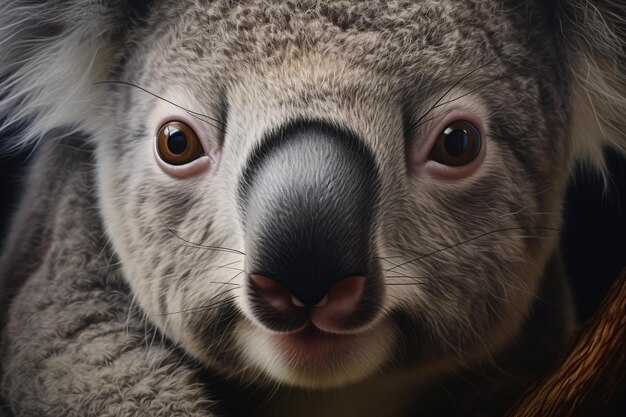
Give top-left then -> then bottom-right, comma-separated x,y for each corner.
94,0 -> 572,389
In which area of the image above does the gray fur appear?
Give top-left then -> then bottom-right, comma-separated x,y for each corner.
0,1 -> 624,416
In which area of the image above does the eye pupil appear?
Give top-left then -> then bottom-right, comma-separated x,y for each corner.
166,127 -> 188,154
428,120 -> 482,167
443,127 -> 470,157
156,121 -> 203,166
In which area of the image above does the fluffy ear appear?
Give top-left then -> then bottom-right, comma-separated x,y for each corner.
557,0 -> 626,173
0,1 -> 148,152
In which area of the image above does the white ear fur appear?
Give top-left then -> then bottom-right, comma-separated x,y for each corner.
0,1 -> 120,153
563,0 -> 626,175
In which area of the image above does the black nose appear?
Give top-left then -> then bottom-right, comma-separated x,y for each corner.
239,119 -> 380,306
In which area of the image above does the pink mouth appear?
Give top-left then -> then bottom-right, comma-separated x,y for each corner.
275,325 -> 364,365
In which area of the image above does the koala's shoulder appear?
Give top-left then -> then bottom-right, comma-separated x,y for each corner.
0,137 -> 97,322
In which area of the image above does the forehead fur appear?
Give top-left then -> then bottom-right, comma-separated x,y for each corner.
131,0 -> 561,91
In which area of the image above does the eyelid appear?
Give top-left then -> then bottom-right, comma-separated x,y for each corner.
412,110 -> 486,164
154,111 -> 221,150
153,110 -> 223,178
407,109 -> 487,179
160,109 -> 224,155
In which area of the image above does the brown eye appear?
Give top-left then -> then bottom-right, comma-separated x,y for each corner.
156,121 -> 203,165
429,120 -> 482,166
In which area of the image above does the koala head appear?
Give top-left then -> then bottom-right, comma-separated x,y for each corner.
1,0 -> 624,389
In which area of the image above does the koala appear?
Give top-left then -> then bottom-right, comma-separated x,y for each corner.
0,1 -> 624,416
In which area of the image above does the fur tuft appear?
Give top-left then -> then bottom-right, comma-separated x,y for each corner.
560,0 -> 626,175
0,1 -> 124,153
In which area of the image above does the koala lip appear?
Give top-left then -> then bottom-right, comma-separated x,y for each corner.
274,324 -> 369,365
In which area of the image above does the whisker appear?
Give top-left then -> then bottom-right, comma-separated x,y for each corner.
94,80 -> 226,133
386,294 -> 405,304
163,270 -> 244,316
408,72 -> 513,133
384,226 -> 560,272
187,297 -> 240,315
169,242 -> 247,257
224,270 -> 245,285
385,274 -> 466,281
408,109 -> 449,130
213,266 -> 246,273
408,58 -> 498,132
213,260 -> 245,271
431,73 -> 514,110
163,293 -> 239,316
158,216 -> 245,256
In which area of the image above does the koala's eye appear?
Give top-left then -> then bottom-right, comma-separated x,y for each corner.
429,120 -> 481,166
156,121 -> 204,165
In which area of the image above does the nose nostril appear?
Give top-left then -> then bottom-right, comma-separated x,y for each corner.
249,273 -> 372,333
250,274 -> 279,291
315,294 -> 329,307
249,274 -> 294,312
291,295 -> 306,307
309,275 -> 367,334
325,275 -> 366,313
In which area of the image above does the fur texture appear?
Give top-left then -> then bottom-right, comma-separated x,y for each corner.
0,1 -> 624,416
